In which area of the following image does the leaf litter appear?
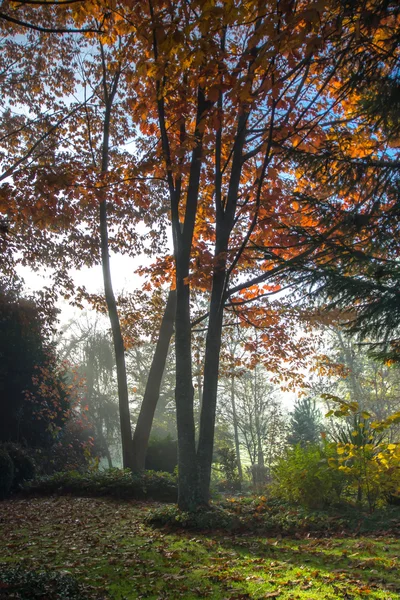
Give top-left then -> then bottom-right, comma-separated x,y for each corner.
0,497 -> 399,599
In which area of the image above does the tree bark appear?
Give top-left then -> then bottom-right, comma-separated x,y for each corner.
254,366 -> 265,468
100,199 -> 135,470
196,347 -> 203,418
197,269 -> 226,503
131,288 -> 176,471
98,61 -> 135,470
175,273 -> 199,510
195,106 -> 247,505
230,374 -> 243,480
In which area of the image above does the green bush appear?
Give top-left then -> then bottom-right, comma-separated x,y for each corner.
0,567 -> 88,600
24,468 -> 178,502
147,495 -> 400,536
271,443 -> 347,509
0,448 -> 14,499
146,504 -> 242,531
145,435 -> 178,473
2,443 -> 36,489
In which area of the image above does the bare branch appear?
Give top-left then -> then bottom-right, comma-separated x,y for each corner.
0,10 -> 101,33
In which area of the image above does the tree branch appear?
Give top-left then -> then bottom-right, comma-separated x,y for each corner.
0,10 -> 101,33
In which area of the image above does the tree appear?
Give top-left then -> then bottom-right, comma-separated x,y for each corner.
132,0 -> 400,509
0,280 -> 71,447
281,29 -> 400,361
287,397 -> 321,447
223,363 -> 287,487
0,0 -> 102,34
131,289 -> 176,471
309,327 -> 400,442
59,318 -> 121,467
0,9 -> 172,470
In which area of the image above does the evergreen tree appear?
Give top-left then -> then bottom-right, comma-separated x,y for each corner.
286,75 -> 400,361
287,398 -> 321,447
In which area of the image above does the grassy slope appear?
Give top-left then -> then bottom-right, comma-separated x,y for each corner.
0,497 -> 399,600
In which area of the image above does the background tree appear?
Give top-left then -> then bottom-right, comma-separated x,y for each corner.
287,397 -> 322,448
282,14 -> 400,361
0,280 -> 71,448
59,318 -> 121,467
309,327 -> 400,443
0,7 -> 172,470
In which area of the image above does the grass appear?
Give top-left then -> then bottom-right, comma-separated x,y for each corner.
1,496 -> 399,599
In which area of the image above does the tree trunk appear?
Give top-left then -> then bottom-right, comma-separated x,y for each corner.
230,374 -> 243,480
97,423 -> 113,468
196,270 -> 226,504
196,347 -> 203,418
131,289 -> 176,471
175,275 -> 199,510
105,443 -> 113,469
254,367 -> 265,469
100,200 -> 135,470
98,65 -> 135,470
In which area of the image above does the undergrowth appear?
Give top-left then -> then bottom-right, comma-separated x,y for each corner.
23,468 -> 177,502
147,495 -> 400,536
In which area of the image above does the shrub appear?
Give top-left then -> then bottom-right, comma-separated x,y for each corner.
2,443 -> 35,489
215,446 -> 241,491
24,468 -> 178,502
145,435 -> 178,473
216,446 -> 239,480
35,419 -> 103,475
326,404 -> 400,510
332,440 -> 400,510
0,567 -> 88,600
147,495 -> 400,536
0,449 -> 14,499
138,470 -> 178,501
271,443 -> 347,509
146,504 -> 242,532
216,478 -> 242,493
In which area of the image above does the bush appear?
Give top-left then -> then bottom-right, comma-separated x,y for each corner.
216,478 -> 242,493
139,470 -> 178,501
0,567 -> 88,600
145,435 -> 178,473
0,448 -> 14,499
271,443 -> 347,509
34,420 -> 103,476
146,504 -> 242,532
147,495 -> 400,536
0,285 -> 72,449
331,440 -> 400,510
215,446 -> 241,491
24,468 -> 178,502
2,443 -> 36,489
325,402 -> 400,510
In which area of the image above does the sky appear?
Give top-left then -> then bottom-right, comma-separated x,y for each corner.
18,251 -> 145,324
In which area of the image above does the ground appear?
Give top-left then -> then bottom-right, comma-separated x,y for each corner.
0,497 -> 399,599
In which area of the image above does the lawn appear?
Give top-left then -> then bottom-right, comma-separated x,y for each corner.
0,497 -> 399,599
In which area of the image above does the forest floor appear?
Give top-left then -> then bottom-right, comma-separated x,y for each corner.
0,496 -> 399,600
